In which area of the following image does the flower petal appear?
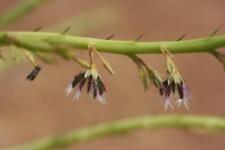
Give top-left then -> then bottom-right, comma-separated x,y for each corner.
96,94 -> 107,104
93,80 -> 98,98
164,97 -> 174,111
97,77 -> 106,95
65,83 -> 73,96
72,72 -> 85,88
84,70 -> 92,78
73,89 -> 81,101
176,98 -> 190,110
79,78 -> 87,90
87,76 -> 93,93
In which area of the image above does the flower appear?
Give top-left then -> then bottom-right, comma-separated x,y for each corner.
176,83 -> 190,110
26,66 -> 41,81
159,78 -> 191,110
65,82 -> 73,96
65,69 -> 106,103
158,50 -> 191,110
159,80 -> 174,110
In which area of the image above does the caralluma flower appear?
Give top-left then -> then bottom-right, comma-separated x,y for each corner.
65,69 -> 106,103
159,79 -> 190,110
176,82 -> 190,110
159,80 -> 174,110
159,50 -> 191,110
26,66 -> 41,81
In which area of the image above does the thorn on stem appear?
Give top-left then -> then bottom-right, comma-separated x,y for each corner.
177,34 -> 186,41
34,26 -> 43,32
212,50 -> 225,72
135,32 -> 145,41
105,34 -> 115,40
62,26 -> 71,35
209,25 -> 222,37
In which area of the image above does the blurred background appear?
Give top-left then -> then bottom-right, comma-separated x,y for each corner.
0,0 -> 225,149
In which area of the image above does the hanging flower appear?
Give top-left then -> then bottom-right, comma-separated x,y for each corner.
26,66 -> 41,81
65,69 -> 106,103
176,82 -> 191,110
159,80 -> 174,110
158,49 -> 191,110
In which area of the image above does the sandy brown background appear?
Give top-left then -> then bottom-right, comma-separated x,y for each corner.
0,0 -> 225,149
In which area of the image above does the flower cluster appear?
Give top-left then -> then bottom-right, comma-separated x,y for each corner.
159,52 -> 190,110
64,44 -> 111,104
159,79 -> 190,110
65,68 -> 107,103
130,55 -> 162,91
131,50 -> 190,111
23,40 -> 190,110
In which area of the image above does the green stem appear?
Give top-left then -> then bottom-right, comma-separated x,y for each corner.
0,0 -> 47,28
0,32 -> 225,54
7,114 -> 225,150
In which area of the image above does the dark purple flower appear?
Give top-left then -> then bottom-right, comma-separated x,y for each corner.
65,69 -> 106,103
159,79 -> 190,110
159,80 -> 174,110
26,66 -> 41,81
176,83 -> 190,110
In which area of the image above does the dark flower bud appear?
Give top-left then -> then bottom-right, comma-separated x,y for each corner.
26,66 -> 41,81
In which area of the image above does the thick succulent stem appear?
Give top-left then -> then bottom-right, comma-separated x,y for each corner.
0,32 -> 224,55
7,114 -> 225,150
